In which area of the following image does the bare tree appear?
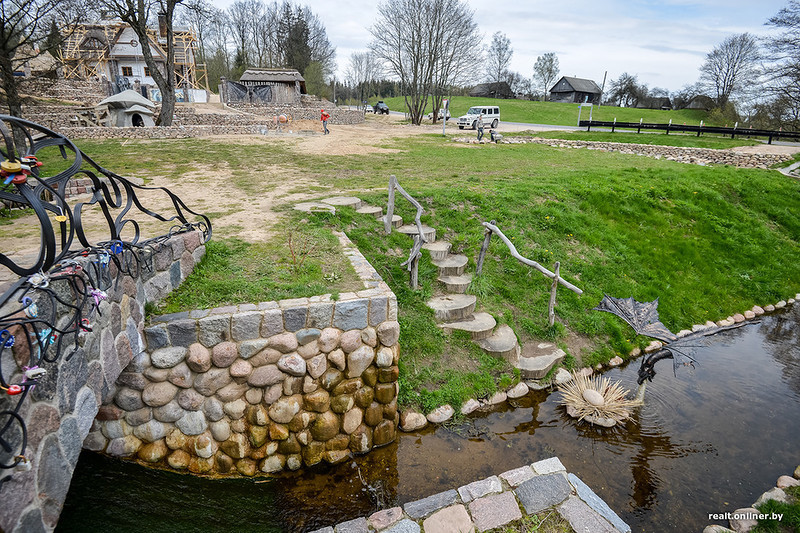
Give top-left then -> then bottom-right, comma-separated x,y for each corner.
699,33 -> 761,109
226,0 -> 253,70
347,51 -> 382,106
370,0 -> 480,125
486,31 -> 511,86
532,52 -> 559,101
0,0 -> 83,117
762,1 -> 800,129
607,72 -> 646,107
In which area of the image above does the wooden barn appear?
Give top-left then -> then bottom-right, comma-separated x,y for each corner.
469,82 -> 514,99
221,69 -> 306,105
549,76 -> 602,104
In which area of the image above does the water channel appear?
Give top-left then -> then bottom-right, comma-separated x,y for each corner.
57,304 -> 800,532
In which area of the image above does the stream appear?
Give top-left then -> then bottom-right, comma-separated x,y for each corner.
57,304 -> 800,532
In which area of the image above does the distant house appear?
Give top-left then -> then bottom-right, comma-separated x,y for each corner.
237,69 -> 306,103
469,82 -> 514,99
686,95 -> 715,111
59,18 -> 206,101
636,96 -> 673,110
549,76 -> 602,104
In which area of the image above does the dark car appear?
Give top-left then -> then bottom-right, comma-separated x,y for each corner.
374,101 -> 389,115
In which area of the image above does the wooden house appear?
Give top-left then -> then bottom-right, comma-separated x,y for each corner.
549,76 -> 602,104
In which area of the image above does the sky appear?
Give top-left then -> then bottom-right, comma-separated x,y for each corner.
211,0 -> 787,93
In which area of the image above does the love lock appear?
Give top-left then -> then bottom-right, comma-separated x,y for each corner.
111,241 -> 124,254
23,300 -> 38,318
14,456 -> 32,472
1,329 -> 14,348
20,155 -> 42,168
55,207 -> 68,223
1,160 -> 22,174
6,384 -> 22,395
80,318 -> 92,332
27,272 -> 49,288
24,367 -> 47,380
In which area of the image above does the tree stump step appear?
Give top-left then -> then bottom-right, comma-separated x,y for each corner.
426,294 -> 477,322
437,273 -> 472,293
439,312 -> 497,340
320,196 -> 363,209
476,324 -> 519,363
432,254 -> 468,276
422,241 -> 452,261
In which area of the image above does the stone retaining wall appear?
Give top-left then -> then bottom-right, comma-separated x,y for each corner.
0,229 -> 206,533
460,136 -> 794,169
87,232 -> 400,476
56,124 -> 274,139
227,104 -> 365,125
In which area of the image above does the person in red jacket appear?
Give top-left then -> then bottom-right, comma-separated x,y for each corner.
321,109 -> 330,134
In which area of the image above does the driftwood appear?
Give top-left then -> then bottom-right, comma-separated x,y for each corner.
477,222 -> 582,295
549,262 -> 560,326
385,175 -> 428,289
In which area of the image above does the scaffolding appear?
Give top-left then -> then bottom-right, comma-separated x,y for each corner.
59,21 -> 206,90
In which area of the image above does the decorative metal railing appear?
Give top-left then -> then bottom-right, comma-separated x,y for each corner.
0,115 -> 211,481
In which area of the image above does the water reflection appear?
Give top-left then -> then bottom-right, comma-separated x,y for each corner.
59,306 -> 800,533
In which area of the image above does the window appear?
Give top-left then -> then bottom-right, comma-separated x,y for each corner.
144,67 -> 151,77
121,66 -> 133,76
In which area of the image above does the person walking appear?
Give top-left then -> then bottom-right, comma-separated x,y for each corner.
321,109 -> 330,134
476,113 -> 484,141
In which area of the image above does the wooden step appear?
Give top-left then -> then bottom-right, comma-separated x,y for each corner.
397,224 -> 436,242
438,273 -> 472,293
432,254 -> 467,276
426,294 -> 477,322
382,214 -> 403,228
476,325 -> 519,363
422,241 -> 451,261
293,202 -> 335,214
439,312 -> 497,340
320,196 -> 362,209
356,205 -> 383,218
516,342 -> 566,379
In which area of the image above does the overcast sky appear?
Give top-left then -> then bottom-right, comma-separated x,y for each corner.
211,0 -> 786,92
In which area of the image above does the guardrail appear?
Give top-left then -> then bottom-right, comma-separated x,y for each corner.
579,120 -> 800,144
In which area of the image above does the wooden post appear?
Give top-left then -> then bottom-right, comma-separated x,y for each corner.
410,234 -> 420,289
548,261 -> 560,327
384,175 -> 396,234
475,219 -> 495,275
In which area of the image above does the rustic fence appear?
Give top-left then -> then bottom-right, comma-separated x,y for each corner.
579,120 -> 800,144
383,175 -> 427,289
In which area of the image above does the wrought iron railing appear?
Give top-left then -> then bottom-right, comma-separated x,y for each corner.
0,115 -> 211,481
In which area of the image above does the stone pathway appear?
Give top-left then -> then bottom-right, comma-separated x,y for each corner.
310,457 -> 631,533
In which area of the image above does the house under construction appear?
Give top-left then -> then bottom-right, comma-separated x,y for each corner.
59,17 -> 208,101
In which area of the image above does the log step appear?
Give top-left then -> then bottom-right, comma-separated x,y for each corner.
432,254 -> 468,276
438,273 -> 472,293
422,241 -> 452,261
426,294 -> 477,322
293,202 -> 335,214
516,342 -> 566,379
397,224 -> 436,242
356,205 -> 383,218
439,312 -> 497,340
476,325 -> 519,363
320,196 -> 363,209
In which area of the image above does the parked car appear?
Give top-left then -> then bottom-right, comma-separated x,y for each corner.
364,105 -> 374,113
456,106 -> 500,129
426,109 -> 451,120
374,101 -> 390,114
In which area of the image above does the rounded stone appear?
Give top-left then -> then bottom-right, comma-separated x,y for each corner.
361,327 -> 377,347
203,397 -> 225,422
187,343 -> 211,372
373,419 -> 396,446
277,353 -> 307,377
376,347 -> 393,368
304,389 -> 331,412
268,332 -> 298,353
777,475 -> 800,488
220,433 -> 249,459
297,340 -> 320,359
507,382 -> 529,399
320,368 -> 344,391
426,405 -> 454,424
307,353 -> 327,379
248,365 -> 285,387
133,419 -> 167,443
376,321 -> 400,347
286,454 -> 302,471
340,330 -> 363,353
310,411 -> 340,441
349,425 -> 373,454
582,389 -> 605,406
210,420 -> 231,442
178,389 -> 205,411
327,349 -> 346,371
269,396 -> 302,424
296,328 -> 322,345
245,387 -> 263,405
153,401 -> 185,423
167,362 -> 193,389
263,383 -> 283,405
343,407 -> 363,434
460,399 -> 481,415
212,342 -> 238,368
151,346 -> 187,369
176,411 -> 207,435
194,434 -> 216,458
168,449 -> 191,469
115,387 -> 144,411
138,440 -> 168,463
347,345 -> 375,378
261,455 -> 285,473
354,386 -> 374,409
142,382 -> 179,408
193,368 -> 232,396
365,402 -> 383,427
319,328 -> 341,353
400,410 -> 427,431
224,399 -> 248,419
331,394 -> 354,414
375,383 -> 396,404
230,359 -> 254,378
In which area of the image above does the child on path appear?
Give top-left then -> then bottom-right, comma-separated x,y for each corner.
321,109 -> 330,134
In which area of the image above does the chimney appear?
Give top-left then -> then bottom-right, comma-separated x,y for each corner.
158,13 -> 167,38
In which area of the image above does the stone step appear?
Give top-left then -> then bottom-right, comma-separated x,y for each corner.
516,342 -> 566,379
432,254 -> 468,276
320,196 -> 363,210
476,324 -> 520,363
397,224 -> 436,242
356,205 -> 383,218
422,241 -> 451,261
293,202 -> 335,214
439,312 -> 497,340
426,294 -> 477,322
438,273 -> 472,293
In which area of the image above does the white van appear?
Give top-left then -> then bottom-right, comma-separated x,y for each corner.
456,106 -> 500,129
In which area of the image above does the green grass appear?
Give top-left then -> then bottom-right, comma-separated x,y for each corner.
489,511 -> 574,532
523,130 -> 759,149
380,96 -> 714,127
752,486 -> 800,533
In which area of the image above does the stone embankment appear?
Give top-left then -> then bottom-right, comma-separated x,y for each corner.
312,457 -> 631,533
455,136 -> 794,169
89,232 -> 401,475
703,465 -> 800,533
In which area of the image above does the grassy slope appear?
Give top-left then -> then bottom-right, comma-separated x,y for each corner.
35,134 -> 800,412
380,96 -> 713,126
